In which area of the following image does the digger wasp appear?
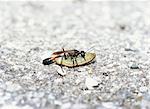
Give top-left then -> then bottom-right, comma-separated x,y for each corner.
42,48 -> 96,68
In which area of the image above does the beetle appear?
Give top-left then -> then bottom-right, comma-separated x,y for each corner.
42,48 -> 96,67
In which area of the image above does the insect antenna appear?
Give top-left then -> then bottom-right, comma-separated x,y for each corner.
60,56 -> 65,73
85,45 -> 96,52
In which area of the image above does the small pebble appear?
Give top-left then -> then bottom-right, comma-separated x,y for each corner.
75,79 -> 81,85
57,67 -> 67,76
130,63 -> 139,69
85,77 -> 99,89
125,48 -> 137,52
139,86 -> 148,92
87,67 -> 93,74
119,25 -> 126,30
54,100 -> 62,106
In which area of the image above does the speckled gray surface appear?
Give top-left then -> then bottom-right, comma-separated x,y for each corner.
0,1 -> 150,109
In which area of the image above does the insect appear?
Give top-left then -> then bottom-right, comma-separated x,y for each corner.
42,48 -> 96,67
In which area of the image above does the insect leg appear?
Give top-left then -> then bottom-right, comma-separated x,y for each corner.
75,56 -> 78,66
71,56 -> 75,71
81,55 -> 86,61
72,57 -> 75,67
82,54 -> 86,61
79,52 -> 86,61
62,48 -> 67,59
83,56 -> 86,61
60,56 -> 64,72
82,53 -> 86,61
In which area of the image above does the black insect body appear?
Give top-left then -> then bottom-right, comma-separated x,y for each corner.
43,49 -> 85,66
43,48 -> 96,68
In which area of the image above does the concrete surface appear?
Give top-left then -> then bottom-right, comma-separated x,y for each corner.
0,1 -> 150,109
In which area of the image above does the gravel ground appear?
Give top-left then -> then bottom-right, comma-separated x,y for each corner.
0,1 -> 150,109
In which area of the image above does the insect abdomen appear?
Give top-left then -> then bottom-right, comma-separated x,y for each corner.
42,58 -> 54,65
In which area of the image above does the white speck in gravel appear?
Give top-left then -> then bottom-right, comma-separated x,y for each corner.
54,78 -> 63,84
75,78 -> 81,85
102,102 -> 118,109
61,102 -> 71,109
57,67 -> 67,76
54,100 -> 62,106
6,81 -> 22,92
139,86 -> 148,93
1,104 -> 33,109
72,103 -> 87,109
83,90 -> 92,94
129,62 -> 139,69
85,77 -> 99,90
87,67 -> 93,74
47,94 -> 55,100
